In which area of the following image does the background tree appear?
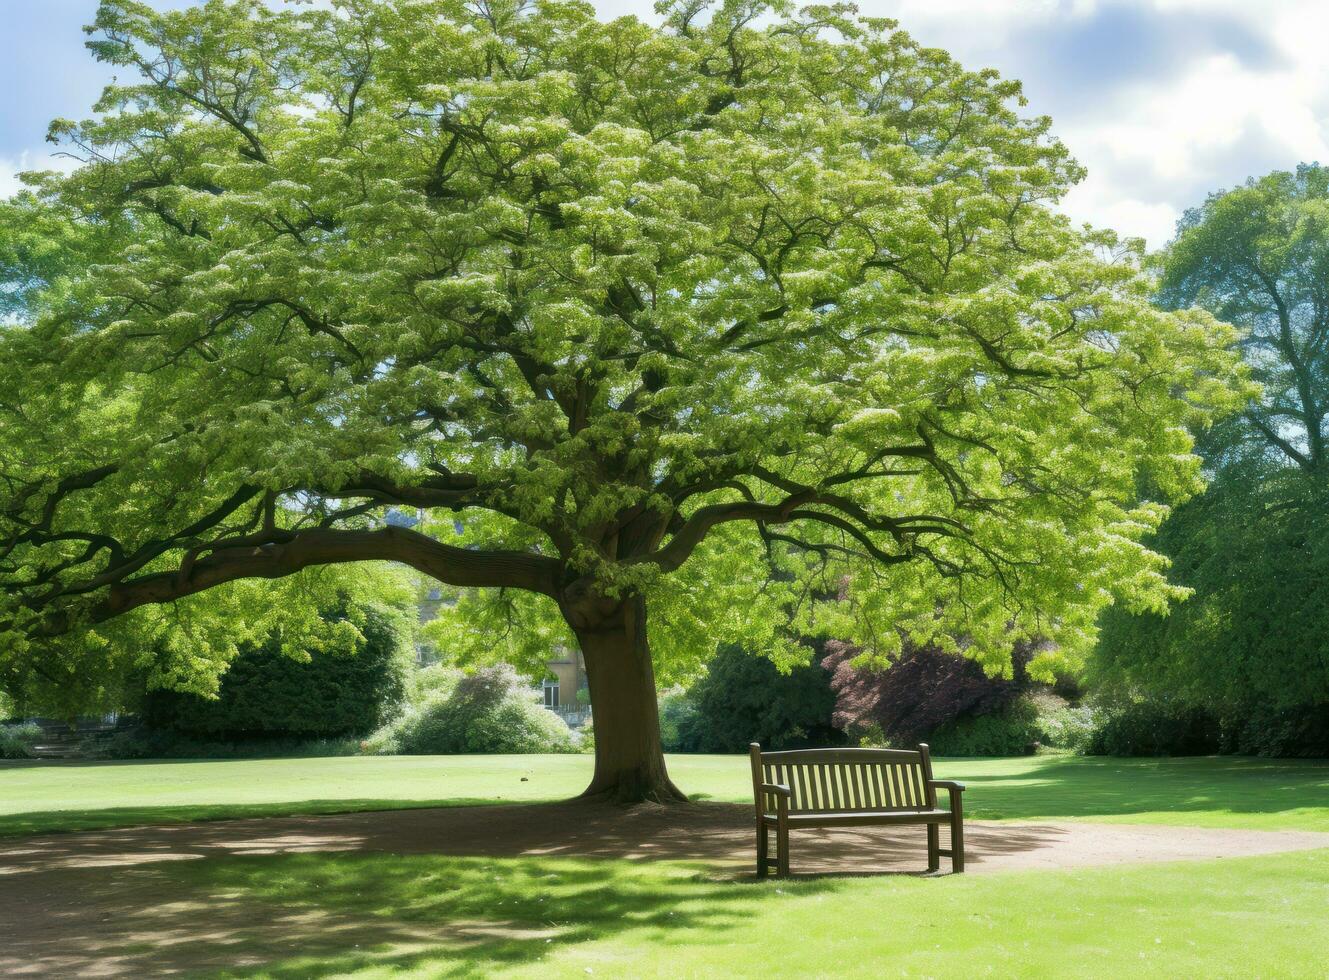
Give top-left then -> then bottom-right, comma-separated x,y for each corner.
1096,165 -> 1329,749
1157,165 -> 1329,475
0,0 -> 1238,801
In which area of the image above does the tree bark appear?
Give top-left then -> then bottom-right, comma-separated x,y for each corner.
571,594 -> 686,804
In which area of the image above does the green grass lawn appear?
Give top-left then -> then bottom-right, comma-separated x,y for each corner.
6,753 -> 1329,976
185,848 -> 1329,978
4,752 -> 1329,836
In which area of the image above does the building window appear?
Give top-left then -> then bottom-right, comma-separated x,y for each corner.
543,679 -> 560,708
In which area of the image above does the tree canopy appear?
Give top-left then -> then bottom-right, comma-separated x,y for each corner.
1158,164 -> 1329,474
0,0 -> 1239,798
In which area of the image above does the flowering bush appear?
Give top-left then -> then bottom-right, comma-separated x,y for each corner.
0,721 -> 41,759
365,665 -> 574,755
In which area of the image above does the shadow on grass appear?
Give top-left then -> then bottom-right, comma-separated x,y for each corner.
213,852 -> 779,978
957,755 -> 1329,824
2,849 -> 831,978
0,798 -> 507,838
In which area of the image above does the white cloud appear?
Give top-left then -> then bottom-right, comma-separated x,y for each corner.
847,0 -> 1329,248
1061,184 -> 1182,248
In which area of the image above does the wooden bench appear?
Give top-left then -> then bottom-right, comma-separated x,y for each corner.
749,743 -> 966,876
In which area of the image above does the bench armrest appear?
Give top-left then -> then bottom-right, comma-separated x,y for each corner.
930,780 -> 965,814
929,780 -> 966,793
761,782 -> 792,799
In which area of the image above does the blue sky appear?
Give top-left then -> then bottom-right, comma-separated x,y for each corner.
3,0 -> 1326,248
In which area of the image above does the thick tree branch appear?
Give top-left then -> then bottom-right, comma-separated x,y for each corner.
91,525 -> 560,623
638,491 -> 820,572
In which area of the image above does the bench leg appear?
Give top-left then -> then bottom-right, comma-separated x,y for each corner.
950,807 -> 965,874
756,822 -> 769,878
927,823 -> 940,872
776,817 -> 790,877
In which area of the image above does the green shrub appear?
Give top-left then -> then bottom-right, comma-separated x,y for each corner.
407,663 -> 462,704
366,664 -> 574,755
658,687 -> 699,752
141,598 -> 412,740
576,720 -> 595,755
926,697 -> 1042,756
1037,701 -> 1100,754
0,721 -> 40,759
676,644 -> 844,753
999,696 -> 1329,759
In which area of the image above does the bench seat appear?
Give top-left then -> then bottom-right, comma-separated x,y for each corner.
762,809 -> 954,826
750,742 -> 966,876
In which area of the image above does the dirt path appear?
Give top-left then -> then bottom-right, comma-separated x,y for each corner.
3,802 -> 1328,977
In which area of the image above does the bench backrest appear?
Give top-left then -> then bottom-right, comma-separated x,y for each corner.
749,744 -> 937,815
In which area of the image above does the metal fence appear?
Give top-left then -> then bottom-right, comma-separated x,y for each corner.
548,705 -> 591,729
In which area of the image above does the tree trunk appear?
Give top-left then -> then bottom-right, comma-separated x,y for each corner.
572,594 -> 686,804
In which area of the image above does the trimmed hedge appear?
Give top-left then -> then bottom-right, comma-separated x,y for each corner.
1075,699 -> 1329,758
82,729 -> 361,760
1225,704 -> 1329,758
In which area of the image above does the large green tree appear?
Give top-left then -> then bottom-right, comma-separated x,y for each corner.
1097,165 -> 1329,719
0,0 -> 1237,801
1158,165 -> 1329,475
